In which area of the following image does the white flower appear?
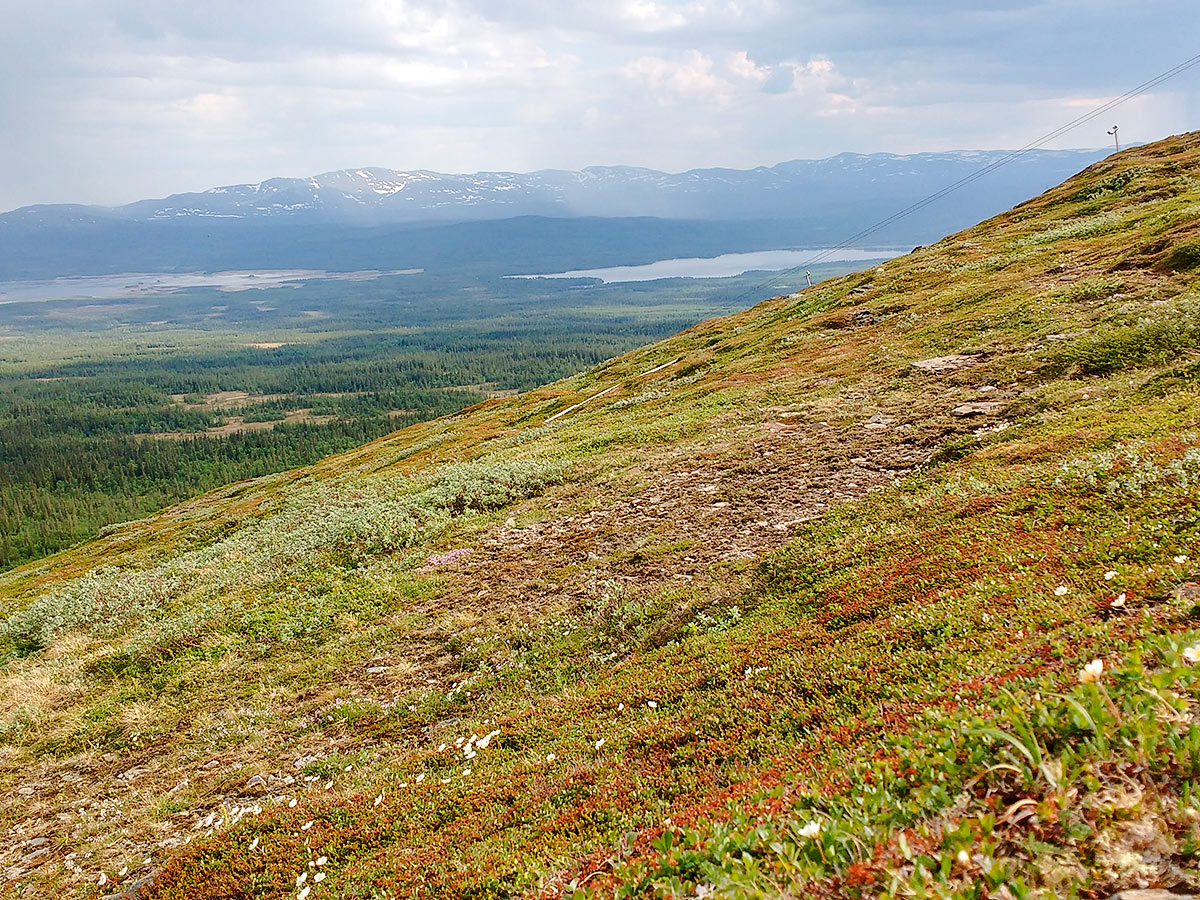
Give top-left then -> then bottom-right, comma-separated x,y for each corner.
249,837 -> 260,851
463,768 -> 472,776
316,856 -> 328,866
647,700 -> 657,709
288,797 -> 298,808
374,792 -> 383,806
415,773 -> 425,783
1175,555 -> 1189,564
1111,593 -> 1126,608
1079,658 -> 1104,683
617,703 -> 625,712
314,872 -> 325,883
1054,585 -> 1070,596
1104,570 -> 1118,580
297,871 -> 308,887
98,874 -> 108,887
798,821 -> 820,839
957,849 -> 970,865
301,820 -> 313,831
1183,644 -> 1200,664
298,888 -> 310,900
546,753 -> 556,762
595,739 -> 606,750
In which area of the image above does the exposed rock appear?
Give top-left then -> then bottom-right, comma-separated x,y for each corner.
1105,891 -> 1197,900
245,774 -> 268,791
911,354 -> 982,375
294,754 -> 322,770
1174,582 -> 1200,602
951,401 -> 1004,417
101,871 -> 159,900
19,849 -> 48,867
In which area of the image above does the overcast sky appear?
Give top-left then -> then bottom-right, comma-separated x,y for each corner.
1,0 -> 1197,211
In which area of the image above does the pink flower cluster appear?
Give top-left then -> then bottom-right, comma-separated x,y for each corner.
423,548 -> 471,568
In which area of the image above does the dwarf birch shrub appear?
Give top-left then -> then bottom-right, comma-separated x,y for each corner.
1016,211 -> 1123,247
1054,442 -> 1200,497
3,566 -> 183,650
425,458 -> 567,514
1,456 -> 570,653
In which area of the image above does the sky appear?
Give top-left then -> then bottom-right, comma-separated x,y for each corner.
1,0 -> 1197,211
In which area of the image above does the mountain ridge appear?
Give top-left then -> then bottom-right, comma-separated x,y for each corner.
6,149 -> 1107,225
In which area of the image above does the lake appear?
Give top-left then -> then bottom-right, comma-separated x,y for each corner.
510,247 -> 900,283
0,269 -> 423,304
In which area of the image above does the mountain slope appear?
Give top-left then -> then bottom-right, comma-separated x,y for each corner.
3,133 -> 1200,899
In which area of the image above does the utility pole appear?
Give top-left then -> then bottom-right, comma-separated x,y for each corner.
1107,124 -> 1120,152
805,271 -> 813,288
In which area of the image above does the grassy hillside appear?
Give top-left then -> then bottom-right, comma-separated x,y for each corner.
4,132 -> 1200,899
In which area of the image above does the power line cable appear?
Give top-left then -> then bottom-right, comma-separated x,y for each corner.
722,50 -> 1200,308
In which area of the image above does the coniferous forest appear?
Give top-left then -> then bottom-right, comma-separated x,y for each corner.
0,260 -> 871,569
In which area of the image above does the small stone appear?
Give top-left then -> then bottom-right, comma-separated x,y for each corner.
951,401 -> 1004,417
3,866 -> 24,882
201,759 -> 221,770
294,755 -> 321,771
245,775 -> 268,791
24,838 -> 49,850
366,666 -> 389,675
1106,891 -> 1198,900
19,849 -> 49,867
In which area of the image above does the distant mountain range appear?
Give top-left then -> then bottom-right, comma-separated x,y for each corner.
7,149 -> 1109,226
0,149 -> 1112,280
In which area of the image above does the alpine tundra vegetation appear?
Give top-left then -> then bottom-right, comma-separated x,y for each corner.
4,132 -> 1200,899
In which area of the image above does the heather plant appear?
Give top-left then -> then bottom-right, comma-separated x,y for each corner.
585,635 -> 1200,900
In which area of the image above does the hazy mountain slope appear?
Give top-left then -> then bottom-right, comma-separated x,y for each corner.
3,133 -> 1200,899
0,150 -> 1106,281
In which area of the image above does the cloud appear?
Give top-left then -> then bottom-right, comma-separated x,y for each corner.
0,0 -> 1198,210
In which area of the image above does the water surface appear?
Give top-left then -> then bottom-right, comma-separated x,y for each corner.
511,248 -> 899,283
